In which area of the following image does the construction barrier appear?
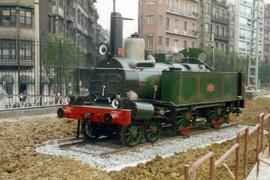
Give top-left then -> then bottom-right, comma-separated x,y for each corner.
184,112 -> 270,180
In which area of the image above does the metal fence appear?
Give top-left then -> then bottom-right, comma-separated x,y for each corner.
0,95 -> 69,110
0,36 -> 97,110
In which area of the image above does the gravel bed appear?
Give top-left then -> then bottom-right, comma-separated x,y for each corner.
36,124 -> 248,172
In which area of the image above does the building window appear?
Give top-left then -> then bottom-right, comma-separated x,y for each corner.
184,21 -> 188,31
184,41 -> 187,49
0,7 -> 16,26
158,36 -> 163,46
175,19 -> 179,31
159,15 -> 162,23
192,42 -> 195,47
78,10 -> 81,24
166,0 -> 172,7
2,9 -> 11,24
11,9 -> 16,24
183,3 -> 187,12
166,38 -> 170,47
146,15 -> 154,25
176,0 -> 180,9
0,40 -> 16,59
146,0 -> 156,4
59,0 -> 64,8
174,39 -> 178,47
20,8 -> 32,27
146,36 -> 154,50
216,25 -> 219,36
166,18 -> 170,30
20,41 -> 32,60
192,23 -> 195,31
205,24 -> 209,32
192,5 -> 197,14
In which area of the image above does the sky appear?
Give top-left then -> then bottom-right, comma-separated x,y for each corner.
96,0 -> 139,38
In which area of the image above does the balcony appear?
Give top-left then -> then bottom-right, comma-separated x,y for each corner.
212,0 -> 227,8
166,6 -> 198,20
0,59 -> 34,67
211,16 -> 228,25
240,0 -> 253,7
214,34 -> 228,41
166,28 -> 198,38
52,6 -> 64,18
66,15 -> 75,22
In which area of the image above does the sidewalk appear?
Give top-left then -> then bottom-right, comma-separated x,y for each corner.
247,148 -> 270,180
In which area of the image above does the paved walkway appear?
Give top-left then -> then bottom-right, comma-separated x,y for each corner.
247,148 -> 270,180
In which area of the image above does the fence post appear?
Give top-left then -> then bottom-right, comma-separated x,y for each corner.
235,134 -> 240,180
184,165 -> 190,180
268,115 -> 270,157
244,127 -> 249,178
210,155 -> 216,180
260,113 -> 264,152
256,125 -> 260,178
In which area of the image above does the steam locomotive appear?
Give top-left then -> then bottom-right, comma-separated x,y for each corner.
57,10 -> 245,147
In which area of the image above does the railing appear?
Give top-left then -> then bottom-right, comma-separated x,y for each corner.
0,95 -> 69,110
184,112 -> 270,180
166,6 -> 198,19
166,28 -> 198,38
211,16 -> 228,25
214,34 -> 228,41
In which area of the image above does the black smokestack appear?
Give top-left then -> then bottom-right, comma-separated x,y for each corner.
110,0 -> 123,56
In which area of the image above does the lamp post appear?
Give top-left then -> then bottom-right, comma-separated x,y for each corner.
76,33 -> 80,95
211,32 -> 215,70
34,0 -> 40,96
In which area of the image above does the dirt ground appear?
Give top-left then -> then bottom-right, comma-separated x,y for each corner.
0,98 -> 269,180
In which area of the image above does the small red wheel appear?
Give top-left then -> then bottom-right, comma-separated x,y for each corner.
210,117 -> 224,129
176,111 -> 194,136
178,124 -> 193,136
207,108 -> 225,129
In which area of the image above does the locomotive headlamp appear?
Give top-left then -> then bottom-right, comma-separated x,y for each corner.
99,44 -> 109,56
111,98 -> 120,109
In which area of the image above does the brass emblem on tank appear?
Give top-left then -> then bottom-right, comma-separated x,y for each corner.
207,83 -> 215,93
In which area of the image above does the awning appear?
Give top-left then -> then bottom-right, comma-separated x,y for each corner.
0,75 -> 14,84
19,75 -> 34,84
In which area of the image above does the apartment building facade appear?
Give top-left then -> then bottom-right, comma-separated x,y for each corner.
44,0 -> 99,66
0,0 -> 37,95
199,0 -> 233,53
264,3 -> 270,64
0,0 -> 100,95
235,0 -> 264,89
139,0 -> 199,53
235,0 -> 264,56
